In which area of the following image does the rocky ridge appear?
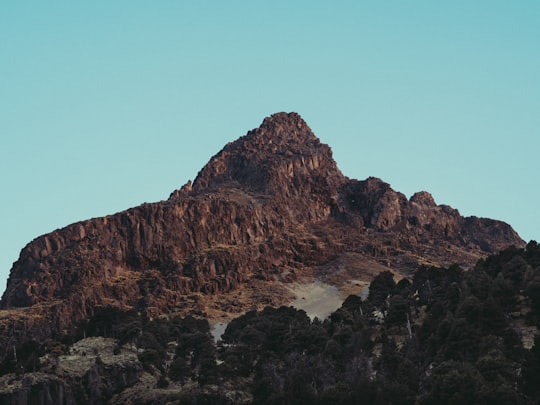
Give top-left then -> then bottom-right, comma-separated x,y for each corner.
0,112 -> 524,351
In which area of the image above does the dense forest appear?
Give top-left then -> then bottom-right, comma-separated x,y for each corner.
2,241 -> 540,404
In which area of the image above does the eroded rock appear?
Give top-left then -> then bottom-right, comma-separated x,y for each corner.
0,112 -> 524,351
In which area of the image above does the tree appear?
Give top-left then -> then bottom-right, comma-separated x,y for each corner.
368,271 -> 396,309
522,335 -> 540,399
386,295 -> 409,328
418,361 -> 484,405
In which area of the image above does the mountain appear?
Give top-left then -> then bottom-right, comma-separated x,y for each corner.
0,112 -> 524,350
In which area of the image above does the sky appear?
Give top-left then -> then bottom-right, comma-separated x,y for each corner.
1,1 -> 539,295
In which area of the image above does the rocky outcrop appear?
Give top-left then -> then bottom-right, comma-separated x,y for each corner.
0,373 -> 74,405
0,112 -> 524,349
0,337 -> 142,405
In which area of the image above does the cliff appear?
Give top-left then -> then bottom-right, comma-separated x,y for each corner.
0,112 -> 524,349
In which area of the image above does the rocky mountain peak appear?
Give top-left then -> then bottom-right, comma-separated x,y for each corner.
256,112 -> 317,145
410,191 -> 437,207
0,113 -> 525,354
187,112 -> 345,197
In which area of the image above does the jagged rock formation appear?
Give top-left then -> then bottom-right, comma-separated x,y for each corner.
0,112 -> 524,349
0,337 -> 142,404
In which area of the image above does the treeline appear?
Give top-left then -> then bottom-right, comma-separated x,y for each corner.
218,241 -> 540,404
3,241 -> 540,404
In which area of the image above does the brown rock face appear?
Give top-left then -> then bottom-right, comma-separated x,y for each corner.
0,112 -> 524,345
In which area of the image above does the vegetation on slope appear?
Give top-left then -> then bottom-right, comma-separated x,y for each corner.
2,241 -> 540,404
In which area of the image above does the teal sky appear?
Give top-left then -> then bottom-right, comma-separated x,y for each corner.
1,2 -> 539,294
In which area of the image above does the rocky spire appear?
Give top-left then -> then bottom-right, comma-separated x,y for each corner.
188,112 -> 345,195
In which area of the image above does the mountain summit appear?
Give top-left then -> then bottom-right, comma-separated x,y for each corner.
0,112 -> 524,346
190,112 -> 340,193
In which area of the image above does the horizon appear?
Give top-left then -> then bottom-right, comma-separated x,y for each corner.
1,1 -> 539,295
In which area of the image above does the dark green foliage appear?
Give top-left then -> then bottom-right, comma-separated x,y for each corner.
221,306 -> 313,355
522,335 -> 540,399
0,341 -> 44,375
139,349 -> 165,372
525,273 -> 540,326
84,307 -> 141,339
418,361 -> 484,405
174,330 -> 216,383
386,294 -> 409,327
25,240 -> 540,403
368,270 -> 396,308
157,374 -> 169,388
169,357 -> 191,381
219,244 -> 540,403
82,308 -> 214,383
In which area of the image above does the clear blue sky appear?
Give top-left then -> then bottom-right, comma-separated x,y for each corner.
1,1 -> 539,294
